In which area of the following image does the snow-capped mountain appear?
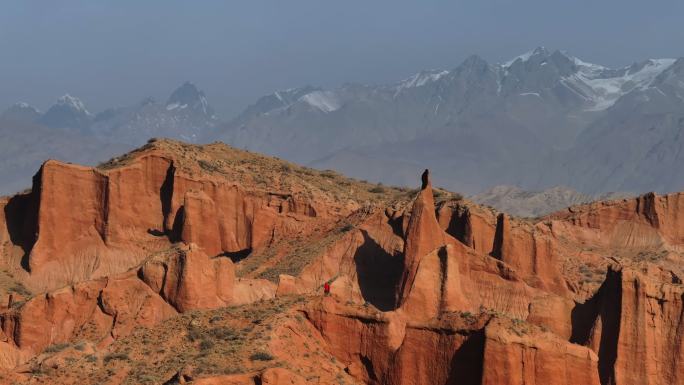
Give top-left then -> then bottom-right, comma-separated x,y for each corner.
501,47 -> 676,111
165,81 -> 215,117
0,102 -> 41,123
38,94 -> 94,130
1,48 -> 683,198
0,82 -> 218,195
0,83 -> 218,146
233,86 -> 321,122
220,47 -> 684,195
394,69 -> 450,93
549,57 -> 684,194
91,82 -> 218,145
230,47 -> 676,123
0,115 -> 128,196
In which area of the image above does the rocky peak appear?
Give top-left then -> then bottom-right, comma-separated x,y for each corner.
398,168 -> 449,306
0,102 -> 41,123
233,86 -> 321,122
394,70 -> 449,93
38,94 -> 93,130
653,57 -> 684,90
55,94 -> 91,114
503,46 -> 550,67
547,50 -> 578,72
452,54 -> 493,79
165,82 -> 215,117
505,47 -> 577,78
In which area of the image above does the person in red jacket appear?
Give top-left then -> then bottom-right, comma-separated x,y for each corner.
324,281 -> 331,296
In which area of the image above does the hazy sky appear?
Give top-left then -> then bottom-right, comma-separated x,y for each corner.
1,0 -> 683,118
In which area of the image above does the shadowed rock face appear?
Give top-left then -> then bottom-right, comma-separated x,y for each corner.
1,139 -> 684,384
353,230 -> 403,311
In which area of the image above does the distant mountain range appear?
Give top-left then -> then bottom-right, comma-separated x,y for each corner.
470,185 -> 632,218
219,47 -> 684,196
2,47 -> 684,209
0,82 -> 218,194
2,82 -> 218,144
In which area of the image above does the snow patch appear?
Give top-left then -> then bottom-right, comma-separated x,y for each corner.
498,48 -> 675,110
198,94 -> 210,115
166,103 -> 188,111
299,91 -> 341,113
400,70 -> 449,88
572,56 -> 607,75
503,46 -> 548,67
56,94 -> 92,116
565,58 -> 676,110
394,70 -> 449,96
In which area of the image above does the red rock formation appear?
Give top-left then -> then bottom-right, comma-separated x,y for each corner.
548,192 -> 684,250
398,244 -> 470,320
0,243 -> 274,368
4,141 -> 684,384
481,317 -> 600,385
571,265 -> 684,385
28,161 -> 109,273
103,155 -> 175,244
437,202 -> 568,296
232,278 -> 277,305
180,191 -> 223,257
308,296 -> 593,385
139,246 -> 236,312
437,201 -> 498,254
491,213 -> 569,295
397,170 -> 452,307
302,170 -> 613,385
0,149 -> 343,292
168,175 -> 324,258
0,273 -> 176,358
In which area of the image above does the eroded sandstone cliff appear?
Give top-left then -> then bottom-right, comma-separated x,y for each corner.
0,139 -> 682,384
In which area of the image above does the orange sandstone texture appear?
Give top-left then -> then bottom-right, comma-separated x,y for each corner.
1,143 -> 350,292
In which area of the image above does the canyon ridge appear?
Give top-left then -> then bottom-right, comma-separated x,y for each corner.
0,139 -> 683,384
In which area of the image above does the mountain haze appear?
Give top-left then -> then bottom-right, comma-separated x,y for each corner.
471,185 -> 632,217
0,83 -> 218,195
2,48 -> 683,205
220,47 -> 684,195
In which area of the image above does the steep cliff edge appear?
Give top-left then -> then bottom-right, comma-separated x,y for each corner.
0,139 -> 395,292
